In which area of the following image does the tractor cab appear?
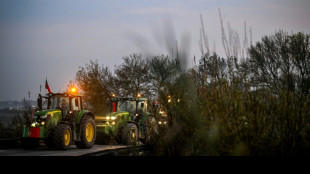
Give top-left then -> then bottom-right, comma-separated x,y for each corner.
37,93 -> 82,120
111,98 -> 148,121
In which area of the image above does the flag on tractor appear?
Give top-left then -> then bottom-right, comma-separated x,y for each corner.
45,78 -> 52,93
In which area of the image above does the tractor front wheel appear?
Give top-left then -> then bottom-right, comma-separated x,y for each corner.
53,123 -> 72,150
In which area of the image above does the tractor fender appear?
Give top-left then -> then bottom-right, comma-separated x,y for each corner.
75,110 -> 94,124
58,121 -> 73,129
127,120 -> 138,127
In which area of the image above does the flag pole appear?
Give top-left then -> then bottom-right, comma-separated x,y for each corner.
45,77 -> 47,95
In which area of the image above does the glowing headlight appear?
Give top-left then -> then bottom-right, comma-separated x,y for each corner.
111,116 -> 116,120
41,122 -> 45,126
164,121 -> 167,124
111,121 -> 115,125
106,116 -> 110,120
31,122 -> 36,127
158,121 -> 162,125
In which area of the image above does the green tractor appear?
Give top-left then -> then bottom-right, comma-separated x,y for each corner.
21,92 -> 96,150
95,97 -> 159,146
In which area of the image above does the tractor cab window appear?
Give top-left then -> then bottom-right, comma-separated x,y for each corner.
71,97 -> 81,111
117,100 -> 137,115
49,95 -> 70,110
41,97 -> 49,110
137,101 -> 147,113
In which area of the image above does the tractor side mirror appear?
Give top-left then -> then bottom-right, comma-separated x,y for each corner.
37,94 -> 42,111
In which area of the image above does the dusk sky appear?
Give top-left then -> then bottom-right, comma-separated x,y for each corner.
1,0 -> 310,101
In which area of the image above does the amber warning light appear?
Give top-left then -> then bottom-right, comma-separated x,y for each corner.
70,87 -> 77,93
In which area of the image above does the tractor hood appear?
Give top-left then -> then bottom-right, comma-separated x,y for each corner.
34,109 -> 60,116
95,111 -> 130,121
106,111 -> 129,117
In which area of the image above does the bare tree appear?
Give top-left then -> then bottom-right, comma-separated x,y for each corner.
114,53 -> 150,98
147,55 -> 179,98
75,60 -> 116,114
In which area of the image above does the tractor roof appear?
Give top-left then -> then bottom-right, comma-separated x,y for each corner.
45,92 -> 82,98
113,97 -> 147,101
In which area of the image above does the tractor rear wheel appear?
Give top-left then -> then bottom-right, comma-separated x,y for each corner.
122,123 -> 138,146
53,123 -> 72,150
76,115 -> 96,149
141,117 -> 159,145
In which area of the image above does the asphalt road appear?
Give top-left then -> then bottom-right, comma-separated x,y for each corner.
0,143 -> 127,156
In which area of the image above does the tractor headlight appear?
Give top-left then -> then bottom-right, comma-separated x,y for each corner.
31,122 -> 36,127
106,116 -> 110,120
41,121 -> 45,126
111,116 -> 116,120
111,121 -> 115,125
158,121 -> 162,125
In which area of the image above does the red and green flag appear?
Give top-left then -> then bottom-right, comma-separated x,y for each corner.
45,78 -> 52,93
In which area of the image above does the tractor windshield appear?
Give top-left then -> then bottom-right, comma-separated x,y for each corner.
49,95 -> 70,110
116,100 -> 147,115
117,100 -> 136,115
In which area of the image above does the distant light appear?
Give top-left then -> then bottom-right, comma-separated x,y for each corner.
112,94 -> 116,97
71,87 -> 77,93
137,93 -> 142,98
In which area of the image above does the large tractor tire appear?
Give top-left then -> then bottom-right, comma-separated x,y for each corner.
115,127 -> 123,144
121,123 -> 138,146
21,138 -> 39,150
53,123 -> 72,150
76,116 -> 96,149
115,118 -> 125,144
141,117 -> 159,145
